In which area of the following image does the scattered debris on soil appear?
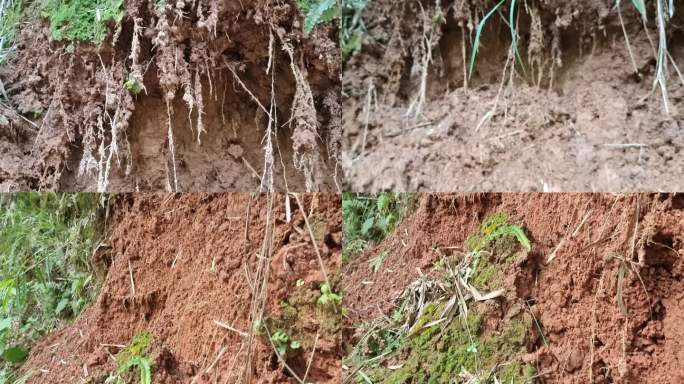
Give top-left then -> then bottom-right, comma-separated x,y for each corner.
343,193 -> 684,383
20,193 -> 342,383
343,0 -> 684,191
0,0 -> 341,192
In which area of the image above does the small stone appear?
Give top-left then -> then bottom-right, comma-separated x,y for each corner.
227,144 -> 244,159
565,348 -> 584,372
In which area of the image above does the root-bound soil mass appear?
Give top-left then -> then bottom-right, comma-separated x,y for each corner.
343,0 -> 684,191
0,0 -> 341,192
20,193 -> 342,383
343,193 -> 684,383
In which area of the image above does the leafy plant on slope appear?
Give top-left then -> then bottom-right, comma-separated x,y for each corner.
465,212 -> 530,253
269,330 -> 301,357
106,331 -> 153,384
317,283 -> 342,308
341,0 -> 367,60
296,0 -> 339,33
342,193 -> 412,262
0,193 -> 105,381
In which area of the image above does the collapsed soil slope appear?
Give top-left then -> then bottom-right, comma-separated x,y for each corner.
343,193 -> 684,383
21,193 -> 342,383
343,0 -> 684,191
0,0 -> 341,192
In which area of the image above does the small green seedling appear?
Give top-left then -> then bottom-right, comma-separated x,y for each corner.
432,10 -> 445,24
466,342 -> 478,354
317,283 -> 342,307
368,250 -> 388,273
106,331 -> 153,384
465,213 -> 530,252
270,330 -> 301,357
125,77 -> 143,95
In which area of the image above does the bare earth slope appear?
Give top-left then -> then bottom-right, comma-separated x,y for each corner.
343,193 -> 684,383
343,0 -> 684,191
22,193 -> 342,383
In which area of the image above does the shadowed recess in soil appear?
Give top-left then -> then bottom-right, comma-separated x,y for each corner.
20,193 -> 343,383
343,0 -> 684,192
342,193 -> 684,383
0,0 -> 341,192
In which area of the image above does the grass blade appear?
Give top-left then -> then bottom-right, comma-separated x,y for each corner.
630,0 -> 647,19
358,370 -> 374,384
468,0 -> 506,80
509,0 -> 526,74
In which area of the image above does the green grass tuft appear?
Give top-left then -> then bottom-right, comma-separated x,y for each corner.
341,0 -> 367,60
377,304 -> 534,384
0,0 -> 24,63
41,0 -> 125,44
468,0 -> 505,80
469,0 -> 663,84
342,193 -> 412,262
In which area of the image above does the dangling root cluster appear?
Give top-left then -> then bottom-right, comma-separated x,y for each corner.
1,0 -> 340,191
360,0 -> 682,118
283,38 -> 323,192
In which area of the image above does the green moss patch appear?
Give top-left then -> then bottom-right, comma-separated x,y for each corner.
374,303 -> 534,384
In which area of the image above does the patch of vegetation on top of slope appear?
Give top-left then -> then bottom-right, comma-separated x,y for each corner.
0,0 -> 24,63
0,193 -> 107,382
342,192 -> 413,262
296,0 -> 340,33
41,0 -> 125,44
341,0 -> 367,60
345,212 -> 536,383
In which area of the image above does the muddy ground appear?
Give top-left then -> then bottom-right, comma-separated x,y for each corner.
20,193 -> 342,383
343,0 -> 684,191
343,193 -> 684,383
0,0 -> 341,192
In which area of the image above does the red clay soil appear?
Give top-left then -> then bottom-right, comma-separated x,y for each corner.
0,0 -> 341,192
21,193 -> 342,383
343,193 -> 684,383
343,0 -> 684,191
